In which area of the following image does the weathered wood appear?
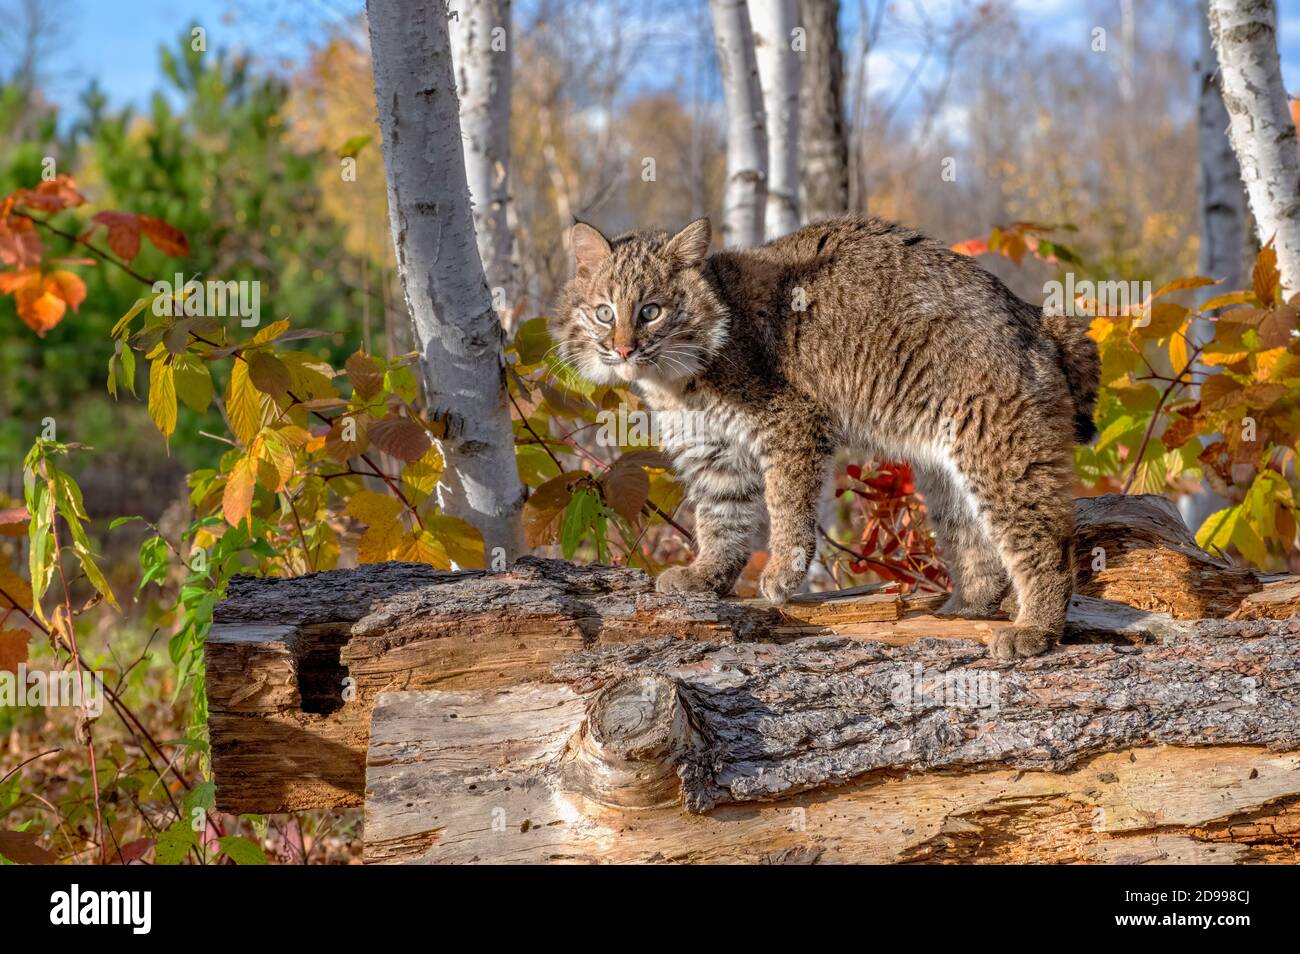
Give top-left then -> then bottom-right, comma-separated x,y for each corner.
208,494 -> 1287,813
1072,494 -> 1263,618
365,617 -> 1300,863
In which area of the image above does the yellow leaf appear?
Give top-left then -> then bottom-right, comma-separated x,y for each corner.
1168,333 -> 1188,373
148,358 -> 178,439
426,514 -> 486,569
228,359 -> 263,445
346,489 -> 403,527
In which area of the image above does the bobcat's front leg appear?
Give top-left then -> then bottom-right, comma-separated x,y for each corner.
656,496 -> 760,595
758,426 -> 831,605
656,440 -> 764,597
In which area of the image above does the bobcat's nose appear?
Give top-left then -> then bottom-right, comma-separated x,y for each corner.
614,344 -> 635,360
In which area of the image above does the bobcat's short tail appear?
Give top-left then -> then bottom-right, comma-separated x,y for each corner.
1042,311 -> 1101,443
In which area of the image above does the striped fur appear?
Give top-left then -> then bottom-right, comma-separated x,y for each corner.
552,216 -> 1100,658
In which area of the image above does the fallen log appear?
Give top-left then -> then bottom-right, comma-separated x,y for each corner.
364,620 -> 1300,863
206,494 -> 1295,814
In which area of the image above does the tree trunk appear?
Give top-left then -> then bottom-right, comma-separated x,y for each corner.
749,0 -> 801,238
367,0 -> 524,558
1208,0 -> 1300,293
798,0 -> 849,224
449,0 -> 519,329
1182,0 -> 1247,533
710,0 -> 768,246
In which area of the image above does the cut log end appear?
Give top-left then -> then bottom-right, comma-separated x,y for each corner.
560,674 -> 698,810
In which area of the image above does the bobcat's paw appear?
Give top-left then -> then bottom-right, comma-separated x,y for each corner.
758,561 -> 806,605
656,565 -> 726,596
988,625 -> 1058,660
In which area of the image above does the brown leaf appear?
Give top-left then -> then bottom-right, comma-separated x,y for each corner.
0,506 -> 29,537
1253,243 -> 1280,306
324,413 -> 370,462
247,351 -> 291,399
346,352 -> 385,400
1257,304 -> 1297,350
368,415 -> 432,462
601,456 -> 651,524
0,830 -> 56,865
524,471 -> 585,548
0,628 -> 30,673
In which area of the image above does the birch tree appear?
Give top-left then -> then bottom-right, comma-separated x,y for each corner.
1208,0 -> 1300,293
749,0 -> 801,238
798,0 -> 849,223
367,0 -> 525,558
1197,0 -> 1248,315
710,0 -> 768,246
449,0 -> 519,329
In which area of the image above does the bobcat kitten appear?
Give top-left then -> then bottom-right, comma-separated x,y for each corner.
552,216 -> 1100,659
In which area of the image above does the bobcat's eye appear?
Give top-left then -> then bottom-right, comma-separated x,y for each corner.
594,304 -> 614,325
638,303 -> 662,323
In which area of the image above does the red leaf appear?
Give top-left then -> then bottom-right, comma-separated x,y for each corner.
88,211 -> 142,261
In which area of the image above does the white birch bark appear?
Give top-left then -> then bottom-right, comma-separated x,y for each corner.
449,0 -> 519,329
710,0 -> 768,247
749,0 -> 801,238
367,0 -> 525,559
1208,0 -> 1300,293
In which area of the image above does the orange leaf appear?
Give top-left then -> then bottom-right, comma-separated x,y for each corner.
222,457 -> 257,528
16,174 -> 86,213
0,215 -> 40,268
46,270 -> 86,311
139,215 -> 190,257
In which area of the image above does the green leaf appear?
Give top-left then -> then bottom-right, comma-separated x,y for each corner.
154,819 -> 196,866
173,354 -> 214,413
217,835 -> 268,865
336,134 -> 371,159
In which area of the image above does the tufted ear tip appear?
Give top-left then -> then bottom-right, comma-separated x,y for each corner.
570,221 -> 612,278
664,218 -> 711,268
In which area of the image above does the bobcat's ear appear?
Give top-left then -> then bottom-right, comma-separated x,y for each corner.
570,222 -> 612,279
664,218 -> 711,268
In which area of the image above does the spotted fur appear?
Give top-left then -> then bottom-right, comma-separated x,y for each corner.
552,216 -> 1100,658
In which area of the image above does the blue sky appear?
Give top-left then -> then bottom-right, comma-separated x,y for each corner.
23,0 -> 1300,114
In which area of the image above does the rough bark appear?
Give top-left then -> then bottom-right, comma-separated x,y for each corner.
367,0 -> 525,557
798,0 -> 849,224
205,495 -> 1290,814
364,636 -> 1300,863
749,0 -> 801,237
710,0 -> 768,246
449,0 -> 518,328
1208,0 -> 1300,293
